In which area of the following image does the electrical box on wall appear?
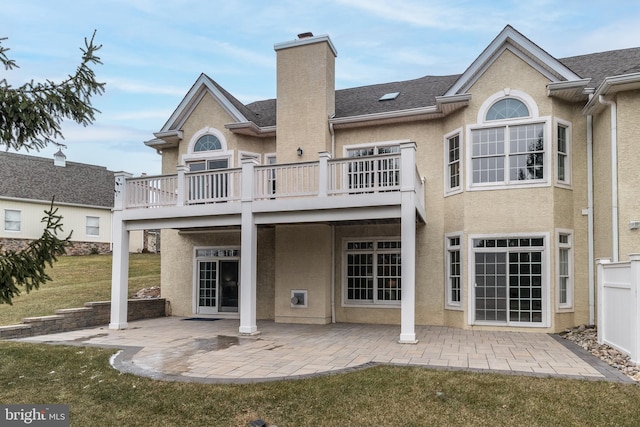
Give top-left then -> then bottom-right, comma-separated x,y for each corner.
630,220 -> 640,230
290,290 -> 307,308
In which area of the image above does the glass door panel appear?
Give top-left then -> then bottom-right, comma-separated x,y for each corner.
219,260 -> 239,312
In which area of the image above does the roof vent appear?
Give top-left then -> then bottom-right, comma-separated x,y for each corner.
297,32 -> 314,39
379,92 -> 400,101
53,148 -> 67,167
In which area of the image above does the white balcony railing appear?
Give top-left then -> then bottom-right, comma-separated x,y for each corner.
328,153 -> 400,195
125,175 -> 178,208
118,144 -> 423,213
186,168 -> 242,204
255,161 -> 319,199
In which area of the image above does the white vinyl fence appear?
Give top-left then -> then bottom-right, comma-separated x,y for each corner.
597,254 -> 640,364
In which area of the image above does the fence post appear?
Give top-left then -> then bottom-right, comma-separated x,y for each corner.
596,258 -> 611,345
630,254 -> 640,364
318,151 -> 331,197
176,164 -> 188,206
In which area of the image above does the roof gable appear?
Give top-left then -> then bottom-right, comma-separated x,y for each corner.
159,74 -> 252,133
445,25 -> 582,96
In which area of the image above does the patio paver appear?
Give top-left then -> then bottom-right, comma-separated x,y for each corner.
12,317 -> 634,383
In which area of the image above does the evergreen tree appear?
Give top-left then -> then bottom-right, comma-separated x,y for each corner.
0,32 -> 105,304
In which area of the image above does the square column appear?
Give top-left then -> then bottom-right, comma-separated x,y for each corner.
110,172 -> 132,330
239,159 -> 259,335
399,142 -> 417,343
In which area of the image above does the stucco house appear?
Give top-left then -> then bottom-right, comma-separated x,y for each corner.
109,25 -> 640,342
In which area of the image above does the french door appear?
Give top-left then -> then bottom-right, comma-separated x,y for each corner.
196,259 -> 239,314
473,238 -> 545,325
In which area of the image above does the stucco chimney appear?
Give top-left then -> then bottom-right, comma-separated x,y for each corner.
274,33 -> 337,162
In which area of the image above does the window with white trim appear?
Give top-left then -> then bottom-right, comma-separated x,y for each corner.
556,123 -> 571,185
345,239 -> 401,305
470,95 -> 548,187
472,236 -> 546,325
557,231 -> 572,309
471,123 -> 544,184
446,235 -> 462,307
86,216 -> 100,236
446,134 -> 461,193
4,209 -> 21,232
194,134 -> 222,152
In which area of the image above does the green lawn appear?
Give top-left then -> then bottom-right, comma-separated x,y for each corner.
0,253 -> 160,326
1,342 -> 640,426
2,253 -> 640,426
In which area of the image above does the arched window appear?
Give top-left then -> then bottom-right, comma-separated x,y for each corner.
193,134 -> 222,152
486,98 -> 529,121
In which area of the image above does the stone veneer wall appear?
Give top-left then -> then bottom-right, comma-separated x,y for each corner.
0,299 -> 167,339
0,238 -> 111,255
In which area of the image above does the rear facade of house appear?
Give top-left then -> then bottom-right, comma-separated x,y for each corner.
110,26 -> 640,340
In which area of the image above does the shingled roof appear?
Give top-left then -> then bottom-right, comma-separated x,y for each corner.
238,46 -> 640,128
0,152 -> 115,208
559,47 -> 640,89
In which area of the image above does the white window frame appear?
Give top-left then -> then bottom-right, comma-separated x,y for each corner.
467,90 -> 551,191
4,209 -> 21,232
445,232 -> 463,309
342,237 -> 402,308
182,127 -> 233,168
342,140 -> 404,158
192,246 -> 241,316
556,229 -> 573,310
444,129 -> 463,196
86,216 -> 100,237
468,232 -> 550,328
555,119 -> 572,187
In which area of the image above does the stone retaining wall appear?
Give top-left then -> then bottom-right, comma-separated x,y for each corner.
0,238 -> 111,255
0,299 -> 167,340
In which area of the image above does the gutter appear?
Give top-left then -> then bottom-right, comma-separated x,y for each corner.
599,95 -> 619,262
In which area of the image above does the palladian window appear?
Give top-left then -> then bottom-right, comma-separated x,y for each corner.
470,96 -> 546,186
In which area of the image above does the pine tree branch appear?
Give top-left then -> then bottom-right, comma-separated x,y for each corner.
0,31 -> 105,152
0,199 -> 72,305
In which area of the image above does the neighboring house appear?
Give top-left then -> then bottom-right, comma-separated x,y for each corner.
0,151 -> 159,255
109,26 -> 640,342
0,151 -> 116,255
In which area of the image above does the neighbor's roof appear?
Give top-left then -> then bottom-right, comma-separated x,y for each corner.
0,151 -> 115,208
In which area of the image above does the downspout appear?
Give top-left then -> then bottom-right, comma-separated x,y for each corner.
328,114 -> 336,323
599,95 -> 619,262
329,114 -> 336,158
331,225 -> 336,323
586,112 -> 595,324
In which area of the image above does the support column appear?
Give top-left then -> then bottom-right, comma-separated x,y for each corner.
239,159 -> 259,335
399,142 -> 417,343
110,172 -> 132,330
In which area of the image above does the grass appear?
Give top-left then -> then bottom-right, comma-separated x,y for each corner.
0,253 -> 160,326
1,342 -> 640,426
2,253 -> 640,425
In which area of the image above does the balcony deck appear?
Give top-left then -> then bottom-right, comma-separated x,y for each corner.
115,150 -> 426,228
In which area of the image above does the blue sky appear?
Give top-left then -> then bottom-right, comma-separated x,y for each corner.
4,0 -> 640,176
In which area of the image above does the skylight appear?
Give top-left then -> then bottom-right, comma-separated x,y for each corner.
379,92 -> 400,101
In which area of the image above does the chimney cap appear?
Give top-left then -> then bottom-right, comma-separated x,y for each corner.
297,32 -> 314,39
